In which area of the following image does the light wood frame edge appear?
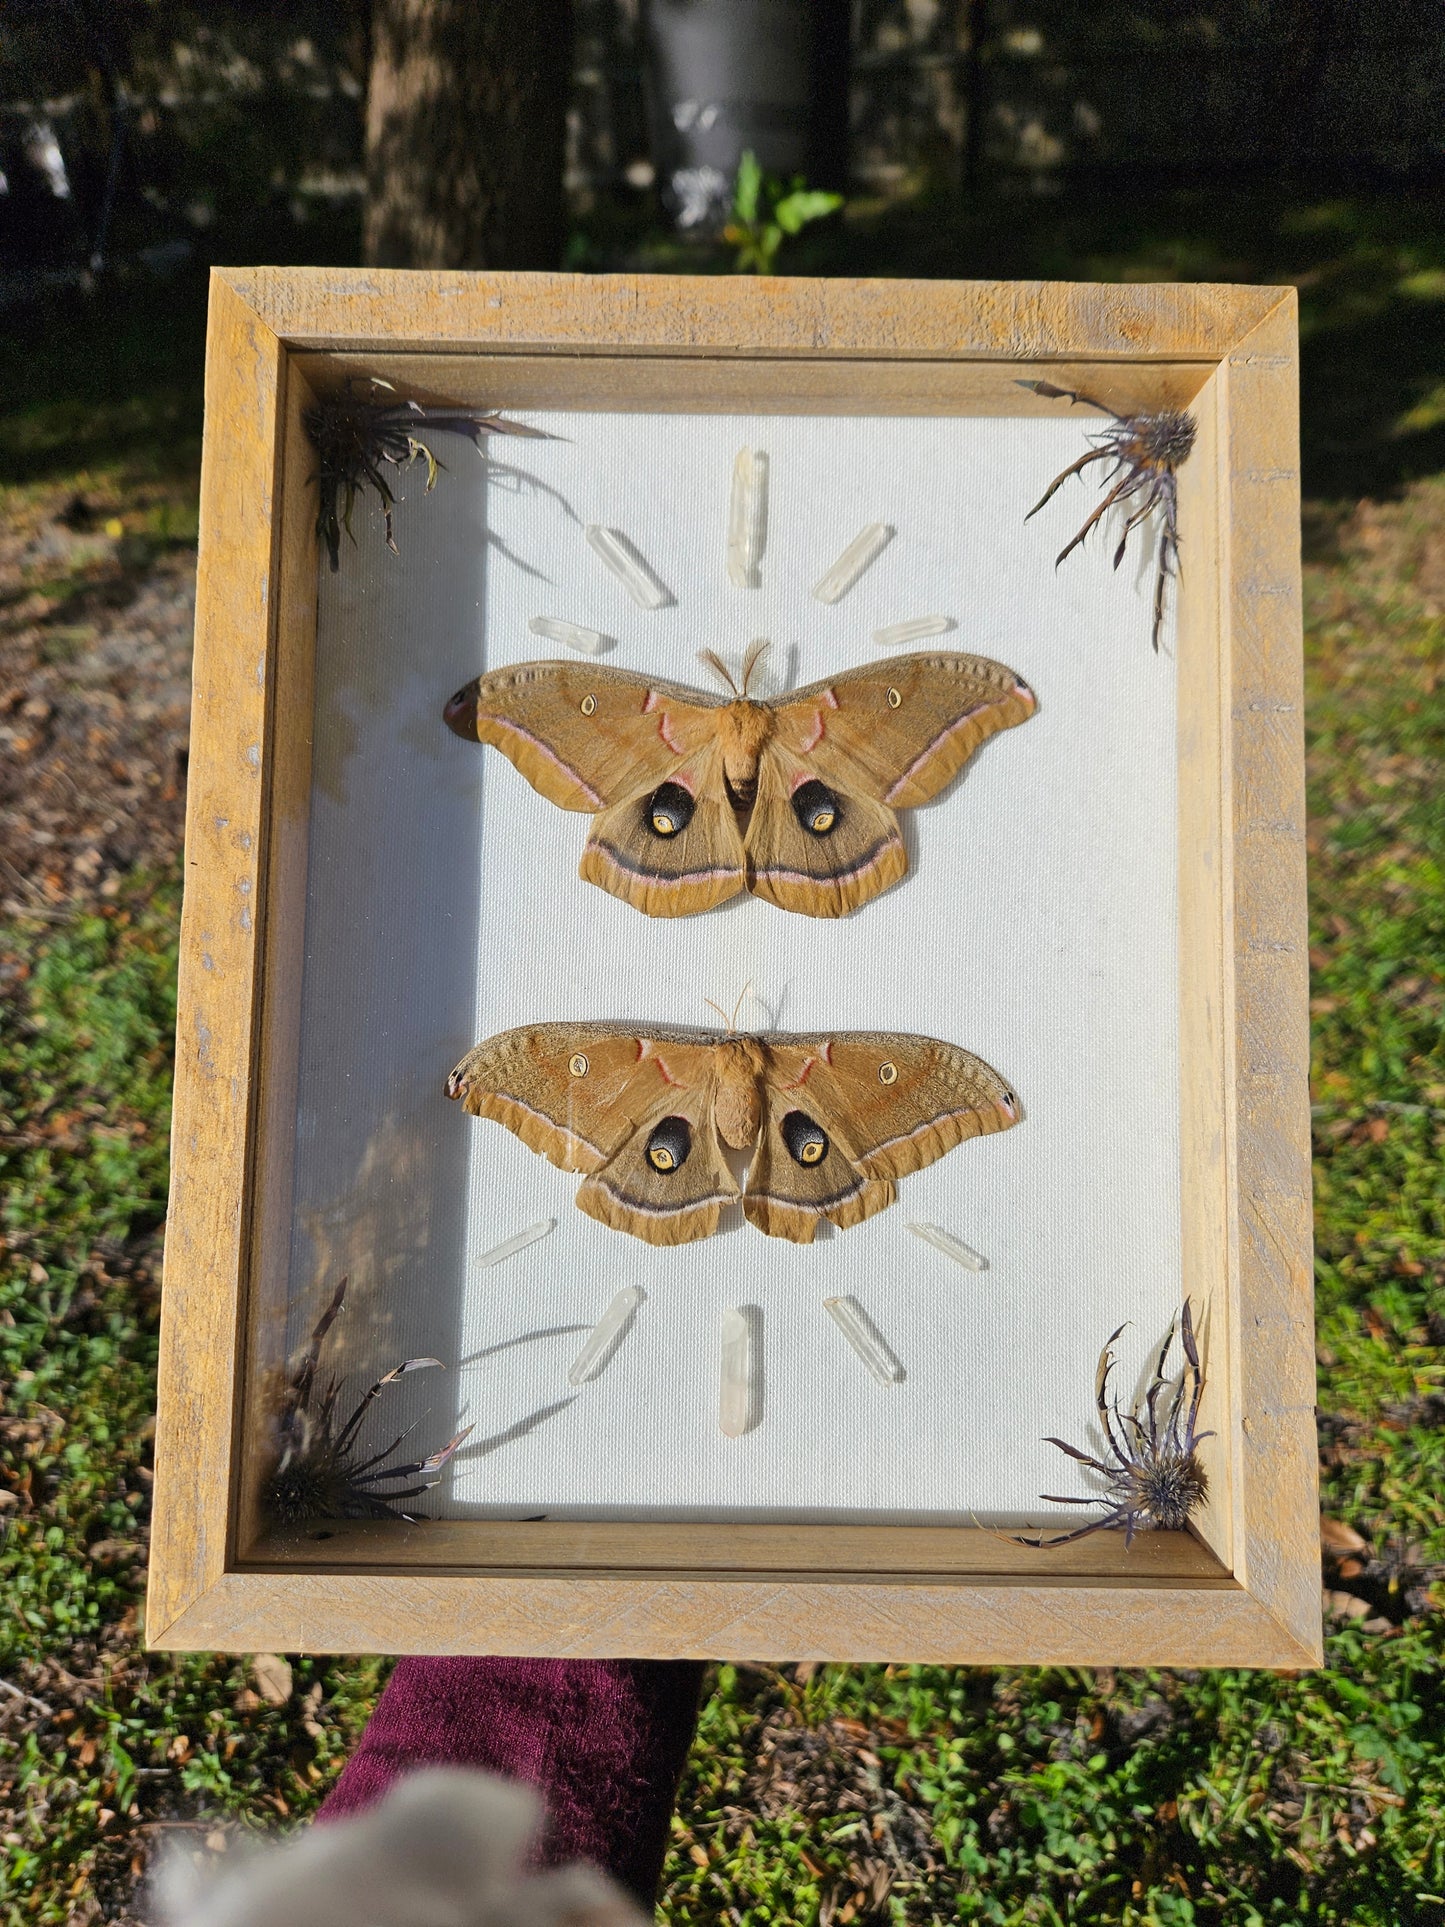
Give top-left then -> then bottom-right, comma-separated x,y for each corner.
148,270 -> 1319,1665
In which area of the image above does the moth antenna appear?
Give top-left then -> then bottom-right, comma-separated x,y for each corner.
703,995 -> 733,1032
741,639 -> 771,694
697,649 -> 738,694
729,980 -> 754,1033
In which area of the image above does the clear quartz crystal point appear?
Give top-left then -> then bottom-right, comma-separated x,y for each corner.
568,1287 -> 644,1385
726,447 -> 769,589
478,1219 -> 554,1268
584,525 -> 673,609
873,614 -> 955,648
719,1307 -> 759,1437
812,523 -> 894,604
823,1296 -> 905,1384
528,614 -> 615,656
908,1221 -> 988,1272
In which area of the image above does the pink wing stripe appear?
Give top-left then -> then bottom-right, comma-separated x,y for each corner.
493,717 -> 604,807
495,1094 -> 605,1161
867,1107 -> 982,1158
754,837 -> 901,889
592,843 -> 738,887
882,703 -> 989,803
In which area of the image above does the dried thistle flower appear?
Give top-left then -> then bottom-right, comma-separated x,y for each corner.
1019,379 -> 1197,652
265,1276 -> 472,1525
304,377 -> 539,571
1015,1299 -> 1211,1548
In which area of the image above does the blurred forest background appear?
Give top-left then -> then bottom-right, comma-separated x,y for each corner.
3,0 -> 1445,498
2,5 -> 1445,1926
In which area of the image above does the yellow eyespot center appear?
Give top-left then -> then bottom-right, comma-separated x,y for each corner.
580,694 -> 596,716
652,812 -> 677,835
568,1053 -> 589,1077
887,687 -> 902,709
878,1060 -> 898,1084
810,808 -> 836,832
649,1147 -> 676,1171
801,1141 -> 825,1164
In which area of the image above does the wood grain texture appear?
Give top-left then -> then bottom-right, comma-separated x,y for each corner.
225,268 -> 1289,365
232,361 -> 321,1559
148,274 -> 286,1639
248,1518 -> 1229,1579
291,350 -> 1215,420
151,270 -> 1318,1665
1217,293 -> 1321,1660
153,1569 -> 1309,1669
1175,368 -> 1232,1571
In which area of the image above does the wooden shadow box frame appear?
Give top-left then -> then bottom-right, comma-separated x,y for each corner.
148,268 -> 1320,1666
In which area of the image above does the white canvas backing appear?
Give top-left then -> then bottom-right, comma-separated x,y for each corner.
283,405 -> 1181,1527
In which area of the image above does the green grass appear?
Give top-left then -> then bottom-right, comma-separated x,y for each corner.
647,496 -> 1445,1924
0,881 -> 388,1920
0,485 -> 1440,1924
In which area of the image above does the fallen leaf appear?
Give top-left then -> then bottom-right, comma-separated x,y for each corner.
87,1540 -> 138,1566
250,1653 -> 293,1706
1322,1589 -> 1372,1620
1320,1516 -> 1368,1555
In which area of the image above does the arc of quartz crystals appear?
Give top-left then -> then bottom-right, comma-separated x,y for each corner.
719,1307 -> 760,1437
823,1296 -> 905,1384
528,614 -> 615,656
726,447 -> 769,589
873,614 -> 955,649
908,1221 -> 988,1272
584,526 -> 674,609
568,1287 -> 644,1385
812,523 -> 894,604
478,1219 -> 554,1268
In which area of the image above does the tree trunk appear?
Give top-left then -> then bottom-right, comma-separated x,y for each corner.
365,0 -> 574,270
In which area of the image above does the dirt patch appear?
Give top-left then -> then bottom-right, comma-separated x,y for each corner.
0,481 -> 194,920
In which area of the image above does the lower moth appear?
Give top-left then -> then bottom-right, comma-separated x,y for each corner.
446,1020 -> 1020,1246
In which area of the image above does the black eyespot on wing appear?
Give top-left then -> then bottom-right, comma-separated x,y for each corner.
644,781 -> 696,838
791,779 -> 841,838
646,1115 -> 693,1173
780,1110 -> 829,1167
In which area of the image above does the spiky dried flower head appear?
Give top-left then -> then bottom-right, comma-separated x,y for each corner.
1014,1298 -> 1212,1549
265,1276 -> 471,1526
303,376 -> 540,571
1018,379 -> 1197,652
